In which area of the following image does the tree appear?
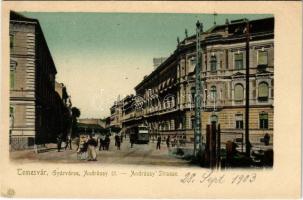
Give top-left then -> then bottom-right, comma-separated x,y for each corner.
71,107 -> 81,118
71,107 -> 81,138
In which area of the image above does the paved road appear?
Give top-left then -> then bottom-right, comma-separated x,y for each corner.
11,136 -> 193,167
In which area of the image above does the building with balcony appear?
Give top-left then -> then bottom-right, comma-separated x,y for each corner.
9,11 -> 63,150
121,17 -> 274,146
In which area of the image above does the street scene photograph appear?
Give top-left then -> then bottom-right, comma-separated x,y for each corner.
9,11 -> 274,168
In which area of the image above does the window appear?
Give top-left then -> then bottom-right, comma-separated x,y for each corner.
210,86 -> 217,100
10,34 -> 14,49
234,52 -> 244,70
235,114 -> 243,129
258,82 -> 269,102
234,84 -> 244,102
191,87 -> 195,104
259,112 -> 268,129
210,55 -> 217,72
258,50 -> 268,66
191,116 -> 195,129
9,106 -> 15,128
10,62 -> 17,89
189,57 -> 196,73
210,114 -> 218,124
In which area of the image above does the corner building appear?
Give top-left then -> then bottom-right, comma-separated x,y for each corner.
125,17 -> 274,146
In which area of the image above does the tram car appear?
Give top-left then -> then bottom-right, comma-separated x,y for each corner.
128,125 -> 149,144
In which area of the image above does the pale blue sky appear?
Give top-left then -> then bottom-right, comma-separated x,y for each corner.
22,12 -> 273,118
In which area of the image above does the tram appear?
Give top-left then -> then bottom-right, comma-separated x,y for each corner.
128,125 -> 149,144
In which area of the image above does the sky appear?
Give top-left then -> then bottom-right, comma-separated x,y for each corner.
21,12 -> 273,118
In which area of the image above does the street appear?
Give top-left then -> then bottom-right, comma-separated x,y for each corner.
10,136 -> 194,167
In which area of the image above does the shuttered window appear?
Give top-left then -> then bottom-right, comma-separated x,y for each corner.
234,52 -> 243,70
234,84 -> 244,101
258,51 -> 268,65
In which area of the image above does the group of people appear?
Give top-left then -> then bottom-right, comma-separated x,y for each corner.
76,133 -> 124,161
77,135 -> 98,161
98,134 -> 111,151
156,135 -> 171,150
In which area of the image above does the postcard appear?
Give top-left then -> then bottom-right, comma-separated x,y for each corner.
0,1 -> 302,198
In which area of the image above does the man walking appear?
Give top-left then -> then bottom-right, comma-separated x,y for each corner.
65,135 -> 72,150
156,136 -> 161,150
57,135 -> 62,152
115,133 -> 121,150
166,135 -> 170,149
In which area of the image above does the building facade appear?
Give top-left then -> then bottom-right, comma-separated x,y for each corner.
9,11 -> 63,150
110,99 -> 123,129
121,17 -> 274,147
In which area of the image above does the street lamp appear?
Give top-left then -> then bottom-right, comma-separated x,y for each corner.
245,19 -> 251,157
193,20 -> 203,157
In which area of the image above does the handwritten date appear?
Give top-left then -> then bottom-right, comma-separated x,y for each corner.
180,171 -> 256,187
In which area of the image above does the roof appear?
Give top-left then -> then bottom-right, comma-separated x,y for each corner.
134,17 -> 274,91
78,123 -> 106,131
10,11 -> 57,74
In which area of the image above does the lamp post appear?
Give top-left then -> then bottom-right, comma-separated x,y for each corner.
193,20 -> 203,157
245,19 -> 251,157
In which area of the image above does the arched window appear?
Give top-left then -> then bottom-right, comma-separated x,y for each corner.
210,86 -> 217,100
234,84 -> 244,102
210,55 -> 217,72
258,82 -> 269,102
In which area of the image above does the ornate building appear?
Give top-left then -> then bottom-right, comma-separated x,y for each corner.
121,17 -> 274,146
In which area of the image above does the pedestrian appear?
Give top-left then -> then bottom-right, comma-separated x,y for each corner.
130,134 -> 135,148
75,137 -> 80,151
87,135 -> 98,161
99,134 -> 105,151
105,134 -> 110,150
166,135 -> 170,148
115,134 -> 121,150
264,133 -> 270,146
156,136 -> 161,150
57,135 -> 62,152
65,135 -> 72,150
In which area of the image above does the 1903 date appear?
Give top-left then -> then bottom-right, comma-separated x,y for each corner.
180,171 -> 257,187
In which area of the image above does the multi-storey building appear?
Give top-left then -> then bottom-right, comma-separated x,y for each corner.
110,98 -> 123,129
122,17 -> 274,146
9,11 -> 62,150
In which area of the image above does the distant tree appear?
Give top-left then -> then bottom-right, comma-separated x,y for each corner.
71,107 -> 81,138
72,107 -> 81,118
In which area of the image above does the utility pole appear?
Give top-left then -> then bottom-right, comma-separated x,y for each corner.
194,20 -> 203,157
245,19 -> 251,157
